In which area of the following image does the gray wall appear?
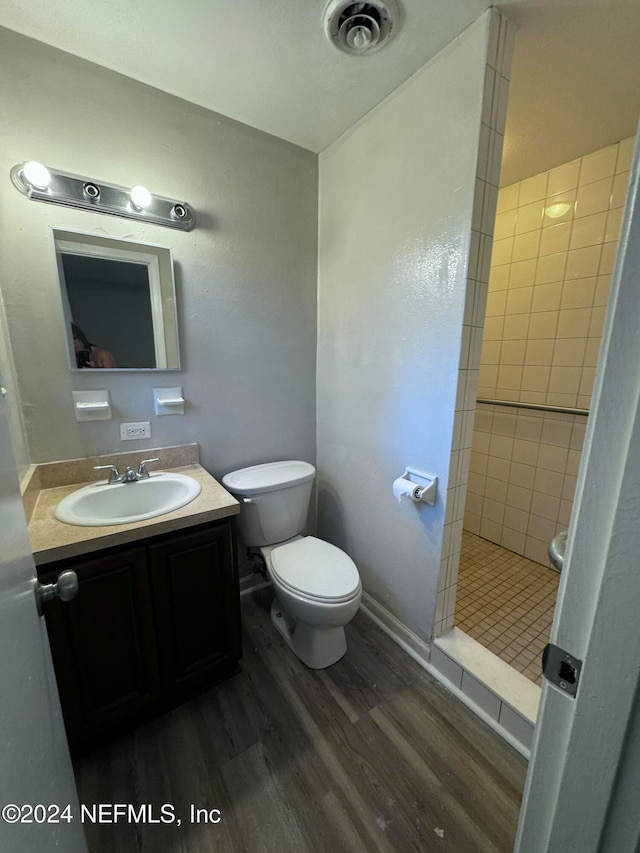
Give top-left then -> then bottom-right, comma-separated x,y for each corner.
316,16 -> 491,641
0,27 -> 318,480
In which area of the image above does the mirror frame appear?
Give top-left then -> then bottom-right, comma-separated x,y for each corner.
51,228 -> 180,371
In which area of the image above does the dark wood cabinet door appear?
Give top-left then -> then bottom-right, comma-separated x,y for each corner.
42,548 -> 161,749
149,524 -> 241,694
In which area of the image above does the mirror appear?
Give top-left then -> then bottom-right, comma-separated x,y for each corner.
51,228 -> 180,370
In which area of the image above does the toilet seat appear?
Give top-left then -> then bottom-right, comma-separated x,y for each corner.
270,536 -> 360,603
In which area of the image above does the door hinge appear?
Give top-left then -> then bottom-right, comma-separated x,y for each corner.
542,644 -> 582,698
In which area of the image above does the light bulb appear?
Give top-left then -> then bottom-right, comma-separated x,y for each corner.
23,161 -> 51,189
130,185 -> 152,210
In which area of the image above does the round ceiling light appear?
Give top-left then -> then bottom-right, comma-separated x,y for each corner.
323,0 -> 400,56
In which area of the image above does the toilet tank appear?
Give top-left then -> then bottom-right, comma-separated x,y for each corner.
222,461 -> 315,547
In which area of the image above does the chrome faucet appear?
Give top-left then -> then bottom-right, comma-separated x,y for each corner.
94,457 -> 159,484
136,458 -> 159,479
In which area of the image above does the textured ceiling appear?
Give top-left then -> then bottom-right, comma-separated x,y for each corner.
1,0 -> 639,184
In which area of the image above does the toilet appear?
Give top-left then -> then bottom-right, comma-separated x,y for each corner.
222,460 -> 361,669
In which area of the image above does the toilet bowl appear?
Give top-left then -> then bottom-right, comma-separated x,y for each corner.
222,461 -> 362,669
263,535 -> 361,668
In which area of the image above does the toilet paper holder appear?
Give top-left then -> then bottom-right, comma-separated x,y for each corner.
394,467 -> 438,506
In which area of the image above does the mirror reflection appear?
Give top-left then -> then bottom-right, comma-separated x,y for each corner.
52,229 -> 180,370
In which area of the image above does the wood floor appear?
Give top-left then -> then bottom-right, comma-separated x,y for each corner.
74,589 -> 526,853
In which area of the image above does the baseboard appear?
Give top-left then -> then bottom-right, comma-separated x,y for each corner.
360,591 -> 432,666
240,576 -> 272,598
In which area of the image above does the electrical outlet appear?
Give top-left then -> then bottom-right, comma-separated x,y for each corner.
120,422 -> 151,441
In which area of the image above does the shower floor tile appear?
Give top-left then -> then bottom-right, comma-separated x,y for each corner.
455,530 -> 560,686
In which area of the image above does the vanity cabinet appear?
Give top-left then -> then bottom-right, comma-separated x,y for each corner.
148,524 -> 241,695
39,520 -> 241,752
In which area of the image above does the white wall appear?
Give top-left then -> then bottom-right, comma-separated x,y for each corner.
0,27 -> 318,480
316,12 -> 507,640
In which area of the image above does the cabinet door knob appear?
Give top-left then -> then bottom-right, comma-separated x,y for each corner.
35,570 -> 79,615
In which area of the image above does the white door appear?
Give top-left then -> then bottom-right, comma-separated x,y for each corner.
0,388 -> 87,852
515,133 -> 640,851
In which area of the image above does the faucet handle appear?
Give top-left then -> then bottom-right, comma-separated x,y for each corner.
137,458 -> 160,478
94,464 -> 120,484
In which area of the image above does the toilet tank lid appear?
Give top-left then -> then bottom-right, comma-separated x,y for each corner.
222,460 -> 315,495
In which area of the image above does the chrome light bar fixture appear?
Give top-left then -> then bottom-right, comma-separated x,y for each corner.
10,161 -> 195,231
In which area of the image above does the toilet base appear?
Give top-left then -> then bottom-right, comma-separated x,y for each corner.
270,598 -> 347,669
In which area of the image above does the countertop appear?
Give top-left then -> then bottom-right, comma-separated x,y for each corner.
27,456 -> 239,566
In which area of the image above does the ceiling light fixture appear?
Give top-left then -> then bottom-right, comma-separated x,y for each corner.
10,162 -> 195,231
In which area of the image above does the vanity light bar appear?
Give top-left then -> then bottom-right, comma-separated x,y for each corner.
10,162 -> 195,231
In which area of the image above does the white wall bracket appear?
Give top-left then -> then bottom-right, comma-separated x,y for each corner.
73,390 -> 111,422
153,387 -> 185,415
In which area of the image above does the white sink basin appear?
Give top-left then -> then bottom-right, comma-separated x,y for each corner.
55,473 -> 202,527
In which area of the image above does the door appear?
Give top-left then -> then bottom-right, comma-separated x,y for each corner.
0,388 -> 87,852
515,133 -> 640,850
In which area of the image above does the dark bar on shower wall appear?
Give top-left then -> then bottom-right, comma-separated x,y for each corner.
476,398 -> 590,417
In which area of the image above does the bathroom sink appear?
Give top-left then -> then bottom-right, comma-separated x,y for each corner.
55,473 -> 202,527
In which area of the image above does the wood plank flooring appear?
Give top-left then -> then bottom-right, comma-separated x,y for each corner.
74,589 -> 526,852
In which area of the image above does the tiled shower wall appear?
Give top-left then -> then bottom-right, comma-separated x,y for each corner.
434,10 -> 514,636
466,405 -> 585,564
464,136 -> 635,565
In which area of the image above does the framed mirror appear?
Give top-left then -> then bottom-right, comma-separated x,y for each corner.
51,228 -> 180,370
